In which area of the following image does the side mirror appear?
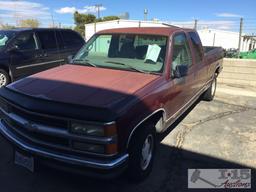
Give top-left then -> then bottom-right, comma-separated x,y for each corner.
67,55 -> 74,63
174,64 -> 188,78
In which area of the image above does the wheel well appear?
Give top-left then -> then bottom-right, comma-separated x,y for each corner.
126,110 -> 164,149
215,67 -> 220,76
0,66 -> 10,76
0,66 -> 12,81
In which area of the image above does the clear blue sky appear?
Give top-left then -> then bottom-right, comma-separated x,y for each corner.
0,0 -> 256,31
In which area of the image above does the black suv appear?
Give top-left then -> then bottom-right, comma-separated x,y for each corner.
0,28 -> 85,87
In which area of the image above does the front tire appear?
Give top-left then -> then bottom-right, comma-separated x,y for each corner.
127,122 -> 156,182
202,75 -> 217,101
0,70 -> 10,87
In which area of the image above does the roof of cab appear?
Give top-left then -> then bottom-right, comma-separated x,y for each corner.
97,27 -> 194,36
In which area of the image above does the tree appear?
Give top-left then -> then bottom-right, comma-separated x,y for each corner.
74,11 -> 96,36
19,19 -> 40,28
102,16 -> 120,21
73,11 -> 120,36
0,23 -> 16,29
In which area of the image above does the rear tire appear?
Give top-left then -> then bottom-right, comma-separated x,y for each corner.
202,75 -> 217,101
0,70 -> 10,87
127,122 -> 157,182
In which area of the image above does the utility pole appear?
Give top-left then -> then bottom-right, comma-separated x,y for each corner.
144,9 -> 148,21
13,0 -> 21,26
95,4 -> 102,19
237,17 -> 243,58
194,19 -> 198,30
213,33 -> 216,46
51,14 -> 55,28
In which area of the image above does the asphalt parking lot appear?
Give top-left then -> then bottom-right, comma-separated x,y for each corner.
0,83 -> 256,192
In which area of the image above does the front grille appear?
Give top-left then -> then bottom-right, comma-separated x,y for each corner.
10,104 -> 68,129
0,98 -> 71,151
0,99 -> 114,159
4,119 -> 69,148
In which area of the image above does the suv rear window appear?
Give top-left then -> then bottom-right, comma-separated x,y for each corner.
61,31 -> 83,47
37,31 -> 57,50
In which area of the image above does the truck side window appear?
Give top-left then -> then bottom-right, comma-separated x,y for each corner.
171,33 -> 192,76
12,32 -> 37,51
189,32 -> 203,63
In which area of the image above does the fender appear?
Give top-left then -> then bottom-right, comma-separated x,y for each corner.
126,108 -> 166,148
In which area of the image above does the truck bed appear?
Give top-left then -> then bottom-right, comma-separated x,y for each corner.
204,46 -> 224,64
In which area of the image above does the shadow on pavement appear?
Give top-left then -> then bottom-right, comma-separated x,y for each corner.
0,133 -> 255,192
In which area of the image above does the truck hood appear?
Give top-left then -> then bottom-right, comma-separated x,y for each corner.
8,64 -> 159,109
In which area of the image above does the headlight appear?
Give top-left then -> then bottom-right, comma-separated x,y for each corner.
71,122 -> 104,136
70,121 -> 118,154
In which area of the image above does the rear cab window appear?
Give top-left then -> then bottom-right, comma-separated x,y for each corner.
188,32 -> 203,63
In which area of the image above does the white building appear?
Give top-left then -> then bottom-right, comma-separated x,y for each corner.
84,20 -> 169,41
84,19 -> 256,51
197,28 -> 256,51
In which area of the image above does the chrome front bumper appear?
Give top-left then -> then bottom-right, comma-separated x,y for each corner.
0,120 -> 128,170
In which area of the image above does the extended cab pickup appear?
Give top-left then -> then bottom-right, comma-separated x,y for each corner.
0,27 -> 224,181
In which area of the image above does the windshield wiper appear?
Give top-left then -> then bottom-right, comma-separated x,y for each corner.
72,59 -> 97,67
105,61 -> 147,73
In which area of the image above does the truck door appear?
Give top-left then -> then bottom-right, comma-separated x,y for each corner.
188,32 -> 206,91
166,32 -> 197,120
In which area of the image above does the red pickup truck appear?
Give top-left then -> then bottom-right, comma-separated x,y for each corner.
0,27 -> 224,181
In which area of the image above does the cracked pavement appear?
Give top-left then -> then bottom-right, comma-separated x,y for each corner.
0,83 -> 256,192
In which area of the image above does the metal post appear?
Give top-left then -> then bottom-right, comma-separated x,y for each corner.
237,17 -> 243,58
13,0 -> 20,26
84,25 -> 86,41
213,33 -> 216,46
51,14 -> 55,28
194,19 -> 198,30
94,22 -> 96,33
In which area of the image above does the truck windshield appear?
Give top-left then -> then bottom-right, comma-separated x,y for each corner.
0,31 -> 16,50
73,34 -> 168,74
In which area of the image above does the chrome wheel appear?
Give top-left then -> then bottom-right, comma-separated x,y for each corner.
0,72 -> 7,87
141,134 -> 153,170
